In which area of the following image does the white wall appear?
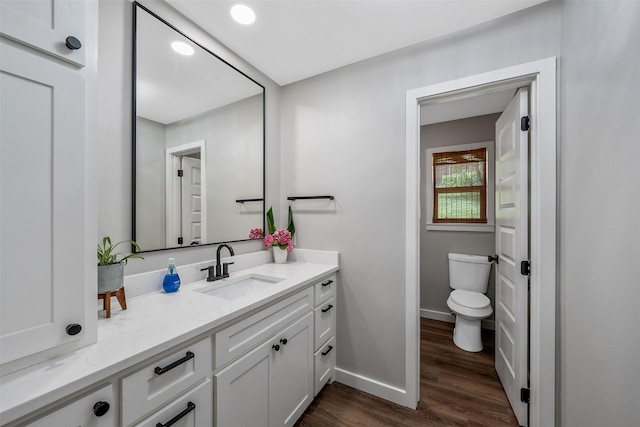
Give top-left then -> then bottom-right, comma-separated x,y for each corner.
166,95 -> 264,243
281,1 -> 560,393
420,114 -> 499,317
559,1 -> 640,425
136,117 -> 166,249
98,0 -> 280,274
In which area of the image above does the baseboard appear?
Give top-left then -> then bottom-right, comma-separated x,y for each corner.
334,367 -> 411,407
420,308 -> 495,330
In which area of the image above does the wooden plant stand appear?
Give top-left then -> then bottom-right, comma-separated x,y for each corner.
98,287 -> 127,318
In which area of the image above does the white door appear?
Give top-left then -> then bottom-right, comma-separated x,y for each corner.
180,156 -> 202,245
494,87 -> 529,426
270,312 -> 314,427
0,39 -> 86,364
215,338 -> 271,427
0,0 -> 86,66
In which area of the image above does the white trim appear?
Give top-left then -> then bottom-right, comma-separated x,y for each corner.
334,368 -> 408,406
165,140 -> 207,247
426,224 -> 494,232
420,308 -> 495,330
425,140 -> 495,230
406,57 -> 557,426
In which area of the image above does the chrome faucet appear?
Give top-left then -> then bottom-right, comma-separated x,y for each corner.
200,243 -> 235,281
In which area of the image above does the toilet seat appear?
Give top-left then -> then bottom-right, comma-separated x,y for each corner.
450,290 -> 490,310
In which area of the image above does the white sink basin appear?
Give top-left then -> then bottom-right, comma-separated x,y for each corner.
195,274 -> 284,300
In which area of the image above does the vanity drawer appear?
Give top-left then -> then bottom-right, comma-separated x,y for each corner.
314,297 -> 336,350
314,337 -> 335,396
121,337 -> 211,426
314,274 -> 336,306
214,287 -> 313,369
26,384 -> 116,427
134,379 -> 212,427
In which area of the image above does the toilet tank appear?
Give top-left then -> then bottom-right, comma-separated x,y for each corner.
448,253 -> 492,293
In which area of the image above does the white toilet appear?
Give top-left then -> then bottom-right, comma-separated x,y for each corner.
446,253 -> 493,352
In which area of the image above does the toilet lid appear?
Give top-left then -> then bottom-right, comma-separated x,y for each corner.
450,290 -> 491,309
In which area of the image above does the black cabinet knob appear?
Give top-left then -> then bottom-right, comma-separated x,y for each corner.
65,36 -> 82,50
280,338 -> 288,346
93,401 -> 110,417
272,344 -> 280,352
66,323 -> 82,336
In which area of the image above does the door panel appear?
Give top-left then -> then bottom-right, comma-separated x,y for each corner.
180,156 -> 202,245
0,0 -> 86,66
495,87 -> 529,426
0,39 -> 85,364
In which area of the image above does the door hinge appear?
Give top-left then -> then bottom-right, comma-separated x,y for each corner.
521,260 -> 531,276
520,387 -> 530,404
177,237 -> 183,245
521,116 -> 530,131
177,169 -> 184,177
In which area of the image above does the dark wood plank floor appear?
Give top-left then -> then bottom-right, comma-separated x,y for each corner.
296,318 -> 518,426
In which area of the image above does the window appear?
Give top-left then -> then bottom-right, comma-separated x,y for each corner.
433,148 -> 486,223
426,141 -> 494,232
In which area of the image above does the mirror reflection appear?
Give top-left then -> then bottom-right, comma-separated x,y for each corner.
134,4 -> 264,252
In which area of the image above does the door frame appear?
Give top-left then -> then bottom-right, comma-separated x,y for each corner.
404,57 -> 556,427
166,140 -> 207,247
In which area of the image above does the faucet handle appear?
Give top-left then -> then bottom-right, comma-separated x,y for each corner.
200,266 -> 216,282
222,262 -> 235,278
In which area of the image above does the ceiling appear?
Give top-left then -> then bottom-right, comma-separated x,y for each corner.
166,0 -> 550,86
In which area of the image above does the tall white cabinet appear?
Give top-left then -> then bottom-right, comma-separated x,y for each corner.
0,0 -> 96,369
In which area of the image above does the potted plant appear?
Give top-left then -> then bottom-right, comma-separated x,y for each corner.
97,236 -> 143,293
249,207 -> 295,263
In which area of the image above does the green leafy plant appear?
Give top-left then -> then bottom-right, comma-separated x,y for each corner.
97,236 -> 144,266
266,206 -> 295,237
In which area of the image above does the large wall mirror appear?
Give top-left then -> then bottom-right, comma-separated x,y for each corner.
133,3 -> 264,252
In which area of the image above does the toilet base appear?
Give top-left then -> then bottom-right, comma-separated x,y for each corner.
452,316 -> 483,352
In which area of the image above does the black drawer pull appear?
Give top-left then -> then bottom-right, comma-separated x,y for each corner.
321,345 -> 334,356
154,351 -> 194,375
93,401 -> 110,417
321,304 -> 334,313
156,401 -> 195,427
321,280 -> 333,287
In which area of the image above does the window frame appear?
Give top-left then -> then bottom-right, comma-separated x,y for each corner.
425,141 -> 495,232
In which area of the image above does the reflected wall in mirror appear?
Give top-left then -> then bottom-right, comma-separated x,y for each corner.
133,3 -> 264,252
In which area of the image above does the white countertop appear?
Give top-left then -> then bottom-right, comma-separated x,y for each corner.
0,255 -> 338,424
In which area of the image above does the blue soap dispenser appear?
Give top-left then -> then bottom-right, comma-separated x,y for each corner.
163,258 -> 181,293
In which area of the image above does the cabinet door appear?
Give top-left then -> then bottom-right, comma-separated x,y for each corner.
26,384 -> 115,427
0,0 -> 86,66
0,39 -> 86,364
270,312 -> 314,427
215,340 -> 271,427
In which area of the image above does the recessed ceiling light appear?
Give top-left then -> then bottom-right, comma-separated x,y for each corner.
230,4 -> 256,25
171,41 -> 194,56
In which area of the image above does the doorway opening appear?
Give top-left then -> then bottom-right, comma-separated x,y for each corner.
405,58 -> 557,427
166,140 -> 207,247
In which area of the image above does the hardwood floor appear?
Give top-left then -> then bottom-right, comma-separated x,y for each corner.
296,318 -> 518,426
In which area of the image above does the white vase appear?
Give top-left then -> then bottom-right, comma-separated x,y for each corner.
273,247 -> 288,264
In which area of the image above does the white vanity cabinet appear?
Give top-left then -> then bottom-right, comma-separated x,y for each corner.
215,311 -> 314,427
24,384 -> 116,427
121,338 -> 212,426
0,0 -> 94,368
312,275 -> 337,395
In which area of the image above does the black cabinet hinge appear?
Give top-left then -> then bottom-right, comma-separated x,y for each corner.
521,260 -> 531,276
521,116 -> 530,131
520,387 -> 530,404
177,169 -> 184,177
177,237 -> 183,245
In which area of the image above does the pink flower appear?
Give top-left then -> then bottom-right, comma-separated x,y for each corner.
263,235 -> 274,247
286,241 -> 294,252
249,228 -> 264,239
273,229 -> 292,245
